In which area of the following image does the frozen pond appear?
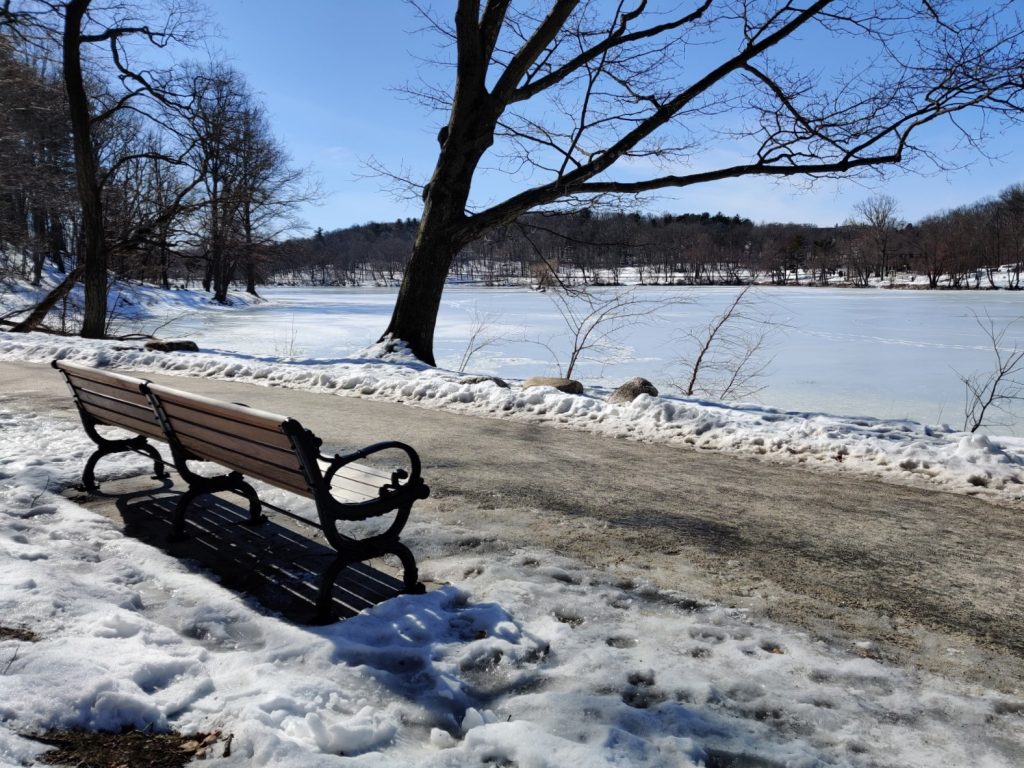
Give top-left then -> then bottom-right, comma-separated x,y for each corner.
159,285 -> 1024,435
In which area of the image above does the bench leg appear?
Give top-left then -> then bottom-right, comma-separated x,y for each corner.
237,482 -> 265,527
81,448 -> 107,493
81,436 -> 165,493
390,541 -> 425,594
139,442 -> 168,482
314,554 -> 355,623
170,487 -> 201,541
313,540 -> 425,623
170,473 -> 263,541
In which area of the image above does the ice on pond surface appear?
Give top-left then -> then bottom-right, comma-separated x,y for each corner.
145,284 -> 1024,434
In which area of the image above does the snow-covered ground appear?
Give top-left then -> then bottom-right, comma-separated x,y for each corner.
2,277 -> 1024,765
1,405 -> 1022,767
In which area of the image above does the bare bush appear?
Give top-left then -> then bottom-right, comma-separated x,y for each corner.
538,287 -> 675,380
671,286 -> 780,401
956,312 -> 1024,433
456,305 -> 508,373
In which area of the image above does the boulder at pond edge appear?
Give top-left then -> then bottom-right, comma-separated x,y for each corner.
522,376 -> 584,395
608,377 -> 658,404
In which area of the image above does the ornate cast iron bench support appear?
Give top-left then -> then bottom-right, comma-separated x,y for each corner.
52,360 -> 167,492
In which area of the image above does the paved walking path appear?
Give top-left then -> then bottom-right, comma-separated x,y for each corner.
2,360 -> 1020,692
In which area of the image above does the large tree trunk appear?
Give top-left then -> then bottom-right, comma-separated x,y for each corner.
212,244 -> 234,302
63,0 -> 108,338
245,257 -> 258,295
384,218 -> 465,365
202,258 -> 212,292
380,54 -> 498,364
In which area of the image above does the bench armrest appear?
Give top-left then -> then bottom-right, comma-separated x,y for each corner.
321,440 -> 424,493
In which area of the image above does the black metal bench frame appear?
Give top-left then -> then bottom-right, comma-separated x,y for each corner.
54,360 -> 430,622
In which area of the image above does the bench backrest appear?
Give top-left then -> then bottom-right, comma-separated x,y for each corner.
55,363 -> 400,507
144,383 -> 314,499
54,360 -> 165,442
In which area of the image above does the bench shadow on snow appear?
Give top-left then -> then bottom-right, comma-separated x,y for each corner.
105,481 -> 408,623
88,481 -> 801,766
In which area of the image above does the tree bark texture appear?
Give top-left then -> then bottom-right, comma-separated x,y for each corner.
63,0 -> 107,338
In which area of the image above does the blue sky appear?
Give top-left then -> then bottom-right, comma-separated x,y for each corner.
208,1 -> 1024,234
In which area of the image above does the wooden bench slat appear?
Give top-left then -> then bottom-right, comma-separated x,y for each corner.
249,473 -> 313,498
314,460 -> 396,500
55,361 -> 146,390
65,374 -> 151,405
169,419 -> 303,471
77,399 -> 167,441
333,463 -> 390,483
174,430 -> 305,480
330,469 -> 386,493
75,388 -> 160,425
175,434 -> 311,493
161,405 -> 296,453
336,461 -> 393,481
147,383 -> 289,431
315,454 -> 393,481
328,475 -> 382,502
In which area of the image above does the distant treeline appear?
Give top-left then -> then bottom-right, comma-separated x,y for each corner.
272,187 -> 1024,289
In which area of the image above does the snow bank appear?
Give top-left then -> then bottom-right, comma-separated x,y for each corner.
2,329 -> 1023,506
0,266 -> 262,331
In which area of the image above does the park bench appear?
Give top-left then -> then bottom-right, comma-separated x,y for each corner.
53,359 -> 429,621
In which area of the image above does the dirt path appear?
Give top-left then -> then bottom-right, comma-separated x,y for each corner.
3,360 -> 1022,693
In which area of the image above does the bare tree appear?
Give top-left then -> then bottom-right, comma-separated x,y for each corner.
377,1 -> 1024,364
957,312 -> 1024,433
912,215 -> 952,289
177,63 -> 316,302
0,34 -> 73,286
539,286 -> 669,379
179,62 -> 248,303
2,0 -> 203,335
61,0 -> 203,335
853,194 -> 904,280
671,286 -> 777,401
455,304 -> 508,373
996,184 -> 1024,289
231,105 -> 318,296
